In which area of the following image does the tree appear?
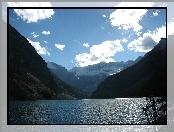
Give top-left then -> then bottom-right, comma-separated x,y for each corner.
142,97 -> 167,124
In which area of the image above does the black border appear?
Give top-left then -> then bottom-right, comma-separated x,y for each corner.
7,7 -> 9,125
7,6 -> 167,125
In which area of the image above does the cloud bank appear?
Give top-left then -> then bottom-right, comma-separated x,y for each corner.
7,2 -> 54,23
128,24 -> 166,52
109,2 -> 154,34
75,40 -> 124,67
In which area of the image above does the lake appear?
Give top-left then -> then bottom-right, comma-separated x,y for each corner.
8,98 -> 166,124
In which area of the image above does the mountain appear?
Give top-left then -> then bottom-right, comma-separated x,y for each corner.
70,58 -> 143,77
47,62 -> 81,87
9,23 -> 88,100
47,58 -> 142,95
91,38 -> 167,99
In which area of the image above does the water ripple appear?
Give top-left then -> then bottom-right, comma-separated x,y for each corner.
9,98 -> 166,124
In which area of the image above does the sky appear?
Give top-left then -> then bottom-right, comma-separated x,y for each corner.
3,2 -> 174,70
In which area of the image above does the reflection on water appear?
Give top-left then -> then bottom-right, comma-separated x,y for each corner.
8,98 -> 166,124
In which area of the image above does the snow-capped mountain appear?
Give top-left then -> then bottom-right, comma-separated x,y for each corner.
47,56 -> 143,95
69,60 -> 139,76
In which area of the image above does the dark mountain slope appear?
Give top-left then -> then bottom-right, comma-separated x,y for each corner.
47,62 -> 83,90
49,70 -> 90,99
91,38 -> 166,99
8,24 -> 86,100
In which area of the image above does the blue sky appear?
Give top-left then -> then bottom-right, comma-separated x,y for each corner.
6,2 -> 170,70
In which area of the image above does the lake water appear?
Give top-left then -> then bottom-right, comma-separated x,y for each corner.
8,98 -> 165,124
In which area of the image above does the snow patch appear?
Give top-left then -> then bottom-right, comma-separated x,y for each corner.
70,62 -> 126,76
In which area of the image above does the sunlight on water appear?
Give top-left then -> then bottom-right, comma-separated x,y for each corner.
9,98 -> 165,124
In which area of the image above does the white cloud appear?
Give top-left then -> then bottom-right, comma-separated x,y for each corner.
122,38 -> 128,43
128,24 -> 166,52
137,32 -> 142,36
153,10 -> 160,17
83,43 -> 89,48
27,38 -> 50,55
128,34 -> 157,52
42,31 -> 50,35
31,32 -> 39,38
7,2 -> 54,23
109,9 -> 145,32
55,44 -> 65,50
44,41 -> 48,43
103,15 -> 106,17
75,40 -> 124,67
102,27 -> 104,29
109,2 -> 154,33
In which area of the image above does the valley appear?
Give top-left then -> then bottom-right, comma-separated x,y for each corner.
8,22 -> 167,101
47,56 -> 143,95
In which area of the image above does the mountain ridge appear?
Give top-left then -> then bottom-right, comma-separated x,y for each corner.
91,38 -> 167,99
47,57 -> 143,95
9,23 -> 88,100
